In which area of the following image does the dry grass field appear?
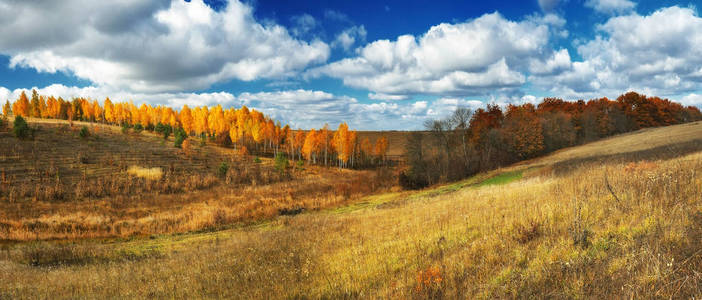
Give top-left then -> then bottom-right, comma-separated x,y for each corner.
356,130 -> 425,157
0,118 -> 394,240
1,121 -> 701,298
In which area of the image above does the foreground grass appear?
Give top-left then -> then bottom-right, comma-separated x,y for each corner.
2,143 -> 701,298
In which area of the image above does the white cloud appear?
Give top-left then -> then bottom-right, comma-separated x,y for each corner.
680,93 -> 702,106
368,93 -> 408,101
585,0 -> 636,15
529,48 -> 572,75
0,0 -> 330,93
538,0 -> 562,12
290,14 -> 318,37
332,25 -> 367,51
311,12 -> 563,98
0,84 -> 239,109
534,6 -> 702,99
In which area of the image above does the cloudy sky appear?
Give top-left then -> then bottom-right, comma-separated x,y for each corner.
1,0 -> 701,129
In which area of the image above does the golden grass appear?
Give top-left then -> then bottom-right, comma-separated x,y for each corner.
127,165 -> 163,180
1,120 -> 701,298
0,121 -> 394,240
2,150 -> 700,298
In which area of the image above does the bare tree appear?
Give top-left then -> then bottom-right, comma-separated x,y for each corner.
424,118 -> 452,177
451,107 -> 472,171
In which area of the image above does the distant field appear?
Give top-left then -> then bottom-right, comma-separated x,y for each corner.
0,118 -> 394,240
355,130 -> 421,157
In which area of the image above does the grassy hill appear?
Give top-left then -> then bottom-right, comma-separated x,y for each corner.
0,118 -> 393,240
1,121 -> 702,298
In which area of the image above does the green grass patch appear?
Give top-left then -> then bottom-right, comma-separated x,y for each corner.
475,170 -> 523,187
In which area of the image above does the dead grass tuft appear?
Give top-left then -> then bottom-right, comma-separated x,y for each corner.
127,165 -> 163,181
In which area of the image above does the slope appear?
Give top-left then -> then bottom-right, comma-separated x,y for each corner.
1,121 -> 702,298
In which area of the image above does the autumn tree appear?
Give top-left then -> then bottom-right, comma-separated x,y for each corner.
30,89 -> 41,117
2,100 -> 11,116
320,124 -> 330,166
294,130 -> 305,161
501,104 -> 544,160
374,136 -> 388,165
360,137 -> 373,166
177,105 -> 192,135
13,92 -> 30,117
302,129 -> 319,164
540,111 -> 575,153
332,122 -> 350,167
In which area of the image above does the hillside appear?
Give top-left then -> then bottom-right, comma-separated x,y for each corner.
2,121 -> 701,298
0,118 -> 393,240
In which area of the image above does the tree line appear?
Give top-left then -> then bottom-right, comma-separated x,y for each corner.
400,91 -> 702,189
2,90 -> 389,169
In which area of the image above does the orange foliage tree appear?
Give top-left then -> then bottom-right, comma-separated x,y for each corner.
12,91 -> 30,117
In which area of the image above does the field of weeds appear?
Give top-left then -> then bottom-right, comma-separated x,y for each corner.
0,120 -> 394,240
1,122 -> 701,298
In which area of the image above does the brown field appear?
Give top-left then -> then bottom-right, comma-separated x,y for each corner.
356,130 -> 424,157
1,120 -> 702,298
0,118 -> 394,240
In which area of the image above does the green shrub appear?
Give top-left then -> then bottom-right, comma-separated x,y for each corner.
274,153 -> 289,173
13,116 -> 30,139
0,116 -> 7,131
155,123 -> 173,140
174,127 -> 187,148
121,123 -> 130,134
133,123 -> 144,133
253,157 -> 261,164
79,126 -> 90,138
218,162 -> 229,178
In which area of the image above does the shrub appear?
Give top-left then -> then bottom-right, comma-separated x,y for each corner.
399,171 -> 428,190
218,162 -> 229,178
181,139 -> 192,156
511,219 -> 541,244
155,123 -> 172,140
415,266 -> 443,297
238,146 -> 249,156
253,157 -> 261,164
121,123 -> 130,134
13,116 -> 30,139
133,123 -> 144,133
79,126 -> 90,138
174,128 -> 187,148
0,116 -> 7,131
274,153 -> 289,173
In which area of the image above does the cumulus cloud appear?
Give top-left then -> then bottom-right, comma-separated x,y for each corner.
679,93 -> 702,106
0,84 -> 239,109
533,6 -> 702,99
0,0 -> 330,93
332,25 -> 367,51
310,12 -> 565,98
584,0 -> 636,15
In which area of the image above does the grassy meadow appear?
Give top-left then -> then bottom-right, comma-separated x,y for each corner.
0,118 -> 394,240
1,120 -> 701,298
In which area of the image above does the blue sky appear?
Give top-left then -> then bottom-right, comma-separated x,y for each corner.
1,0 -> 702,129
